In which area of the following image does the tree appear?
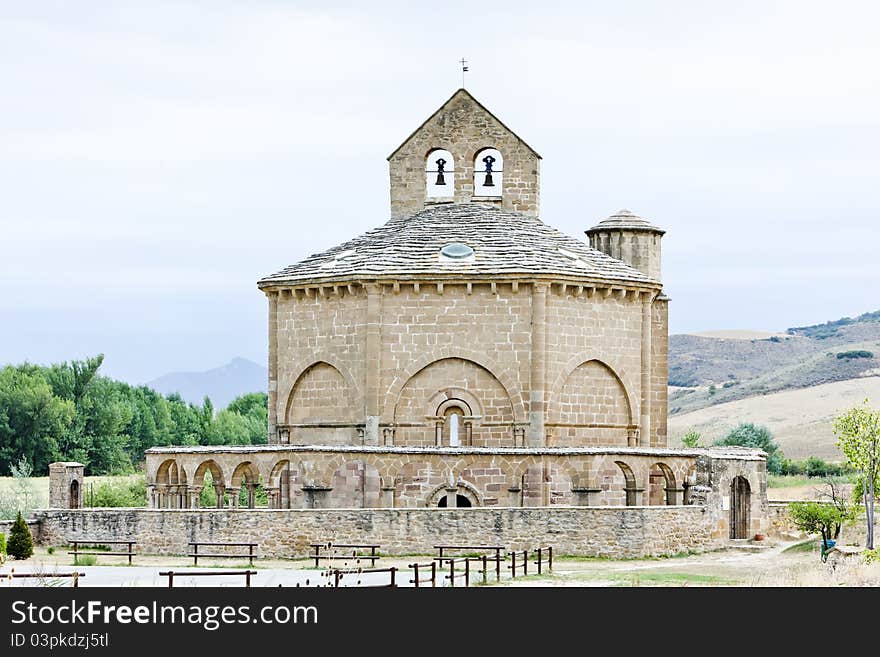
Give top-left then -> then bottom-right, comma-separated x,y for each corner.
0,365 -> 73,474
788,501 -> 851,559
6,511 -> 33,560
680,429 -> 702,448
713,423 -> 783,474
834,400 -> 880,549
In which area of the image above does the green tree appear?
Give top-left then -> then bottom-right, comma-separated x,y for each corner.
833,400 -> 880,549
788,501 -> 850,558
713,423 -> 784,474
6,511 -> 33,560
680,429 -> 702,448
0,365 -> 74,474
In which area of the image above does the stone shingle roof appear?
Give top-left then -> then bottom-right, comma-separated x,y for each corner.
258,204 -> 658,288
587,209 -> 665,234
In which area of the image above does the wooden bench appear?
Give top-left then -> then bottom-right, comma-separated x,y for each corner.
188,541 -> 258,566
310,542 -> 381,567
68,540 -> 136,565
160,570 -> 257,588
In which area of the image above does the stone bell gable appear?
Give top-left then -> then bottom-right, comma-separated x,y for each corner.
388,88 -> 541,219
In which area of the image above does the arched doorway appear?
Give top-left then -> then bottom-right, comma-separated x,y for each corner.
730,476 -> 751,539
69,479 -> 80,509
438,495 -> 472,508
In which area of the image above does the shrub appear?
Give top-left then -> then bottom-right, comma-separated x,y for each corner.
0,532 -> 6,564
74,554 -> 97,566
788,501 -> 851,555
714,423 -> 784,474
7,511 -> 33,560
708,384 -> 717,397
864,549 -> 880,564
85,476 -> 146,508
836,350 -> 873,359
46,546 -> 55,555
680,429 -> 702,448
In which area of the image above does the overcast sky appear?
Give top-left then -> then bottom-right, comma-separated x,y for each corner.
2,1 -> 879,383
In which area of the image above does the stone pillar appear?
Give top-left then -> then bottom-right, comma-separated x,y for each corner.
188,486 -> 201,509
265,486 -> 280,509
229,487 -> 241,509
48,462 -> 84,509
146,485 -> 157,508
364,283 -> 382,445
267,290 -> 279,443
214,484 -> 225,509
381,479 -> 395,509
445,486 -> 458,508
640,292 -> 653,446
246,483 -> 257,509
435,421 -> 443,446
529,282 -> 549,447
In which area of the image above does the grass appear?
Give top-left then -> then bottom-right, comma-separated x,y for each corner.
783,539 -> 820,554
73,555 -> 98,566
767,474 -> 853,489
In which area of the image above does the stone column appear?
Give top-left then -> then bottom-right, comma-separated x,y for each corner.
246,483 -> 257,509
445,486 -> 458,508
146,485 -> 156,508
640,292 -> 653,446
267,290 -> 279,443
214,484 -> 225,509
265,486 -> 280,509
188,486 -> 200,509
229,487 -> 241,509
529,282 -> 549,447
364,283 -> 382,445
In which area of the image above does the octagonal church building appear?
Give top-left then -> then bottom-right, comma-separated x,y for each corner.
145,90 -> 767,540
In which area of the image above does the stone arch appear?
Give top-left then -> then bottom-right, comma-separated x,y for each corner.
268,459 -> 291,488
193,460 -> 224,487
155,458 -> 187,485
231,461 -> 259,488
283,361 -> 356,425
549,351 -> 639,424
392,356 -> 519,447
648,462 -> 676,505
426,148 -> 454,198
473,147 -> 503,197
427,481 -> 482,508
277,354 -> 361,422
384,347 -> 526,423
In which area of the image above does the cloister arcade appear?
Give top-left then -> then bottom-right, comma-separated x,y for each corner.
146,447 -> 702,510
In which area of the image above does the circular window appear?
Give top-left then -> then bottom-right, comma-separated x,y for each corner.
440,243 -> 474,259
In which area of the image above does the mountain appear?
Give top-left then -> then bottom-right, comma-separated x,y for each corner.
146,357 -> 267,409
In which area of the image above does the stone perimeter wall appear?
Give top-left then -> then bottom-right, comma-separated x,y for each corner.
35,506 -> 716,559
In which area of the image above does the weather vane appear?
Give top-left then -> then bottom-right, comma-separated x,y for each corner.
460,57 -> 468,87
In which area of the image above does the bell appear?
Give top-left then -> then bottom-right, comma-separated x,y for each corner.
482,155 -> 495,187
434,158 -> 446,186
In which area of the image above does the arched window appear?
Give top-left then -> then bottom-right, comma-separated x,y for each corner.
426,149 -> 454,198
473,148 -> 503,197
444,407 -> 463,447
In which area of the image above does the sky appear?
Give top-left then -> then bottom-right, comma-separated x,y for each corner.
2,1 -> 879,384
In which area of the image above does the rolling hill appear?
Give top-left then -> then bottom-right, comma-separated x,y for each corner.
668,309 -> 880,458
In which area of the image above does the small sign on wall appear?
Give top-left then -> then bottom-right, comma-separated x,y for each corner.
722,495 -> 730,510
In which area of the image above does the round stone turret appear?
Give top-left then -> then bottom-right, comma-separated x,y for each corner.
585,209 -> 665,282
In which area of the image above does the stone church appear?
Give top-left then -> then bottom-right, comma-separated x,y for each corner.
145,90 -> 765,540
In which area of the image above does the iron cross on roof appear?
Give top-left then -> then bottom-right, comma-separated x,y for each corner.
460,58 -> 468,87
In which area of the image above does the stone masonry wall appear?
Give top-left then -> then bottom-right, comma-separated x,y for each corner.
388,89 -> 541,219
35,506 -> 717,559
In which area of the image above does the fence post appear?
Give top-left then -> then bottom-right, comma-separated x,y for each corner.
245,571 -> 252,588
464,558 -> 470,588
482,555 -> 488,584
431,561 -> 436,587
168,572 -> 174,589
536,548 -> 542,575
510,551 -> 516,578
193,543 -> 198,566
334,570 -> 341,588
390,567 -> 397,588
548,546 -> 553,571
449,559 -> 455,588
249,544 -> 254,567
412,563 -> 419,588
523,550 -> 528,576
73,572 -> 79,589
496,548 -> 501,581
